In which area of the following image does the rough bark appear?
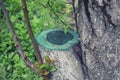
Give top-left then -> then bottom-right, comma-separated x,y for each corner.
77,0 -> 120,80
39,46 -> 84,80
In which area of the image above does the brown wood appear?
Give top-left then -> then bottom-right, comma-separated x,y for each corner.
21,0 -> 43,64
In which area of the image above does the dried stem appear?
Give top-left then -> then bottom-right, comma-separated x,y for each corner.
72,0 -> 90,79
72,0 -> 79,33
21,0 -> 43,64
0,0 -> 41,75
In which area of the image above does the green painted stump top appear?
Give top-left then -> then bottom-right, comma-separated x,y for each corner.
36,28 -> 79,50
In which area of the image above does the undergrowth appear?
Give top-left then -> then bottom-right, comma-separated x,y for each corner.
0,0 -> 72,79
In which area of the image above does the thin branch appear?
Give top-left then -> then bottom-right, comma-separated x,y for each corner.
72,0 -> 79,33
21,0 -> 43,64
72,0 -> 91,79
0,0 -> 40,75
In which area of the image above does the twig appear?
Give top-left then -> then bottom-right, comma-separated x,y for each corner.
21,0 -> 43,64
47,1 -> 68,27
72,0 -> 79,33
0,0 -> 41,75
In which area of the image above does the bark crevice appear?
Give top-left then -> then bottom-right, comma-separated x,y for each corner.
77,0 -> 120,79
83,0 -> 97,37
92,0 -> 118,30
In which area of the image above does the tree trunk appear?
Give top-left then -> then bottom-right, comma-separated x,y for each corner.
77,0 -> 120,80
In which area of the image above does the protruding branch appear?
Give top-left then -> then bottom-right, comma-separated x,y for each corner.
21,0 -> 43,64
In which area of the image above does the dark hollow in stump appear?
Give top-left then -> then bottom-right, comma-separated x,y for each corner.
47,31 -> 73,45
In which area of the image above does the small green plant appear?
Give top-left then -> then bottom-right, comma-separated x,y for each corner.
0,53 -> 44,80
28,0 -> 72,34
36,56 -> 56,79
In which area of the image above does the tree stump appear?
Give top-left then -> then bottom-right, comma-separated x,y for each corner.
36,28 -> 84,80
39,46 -> 84,80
